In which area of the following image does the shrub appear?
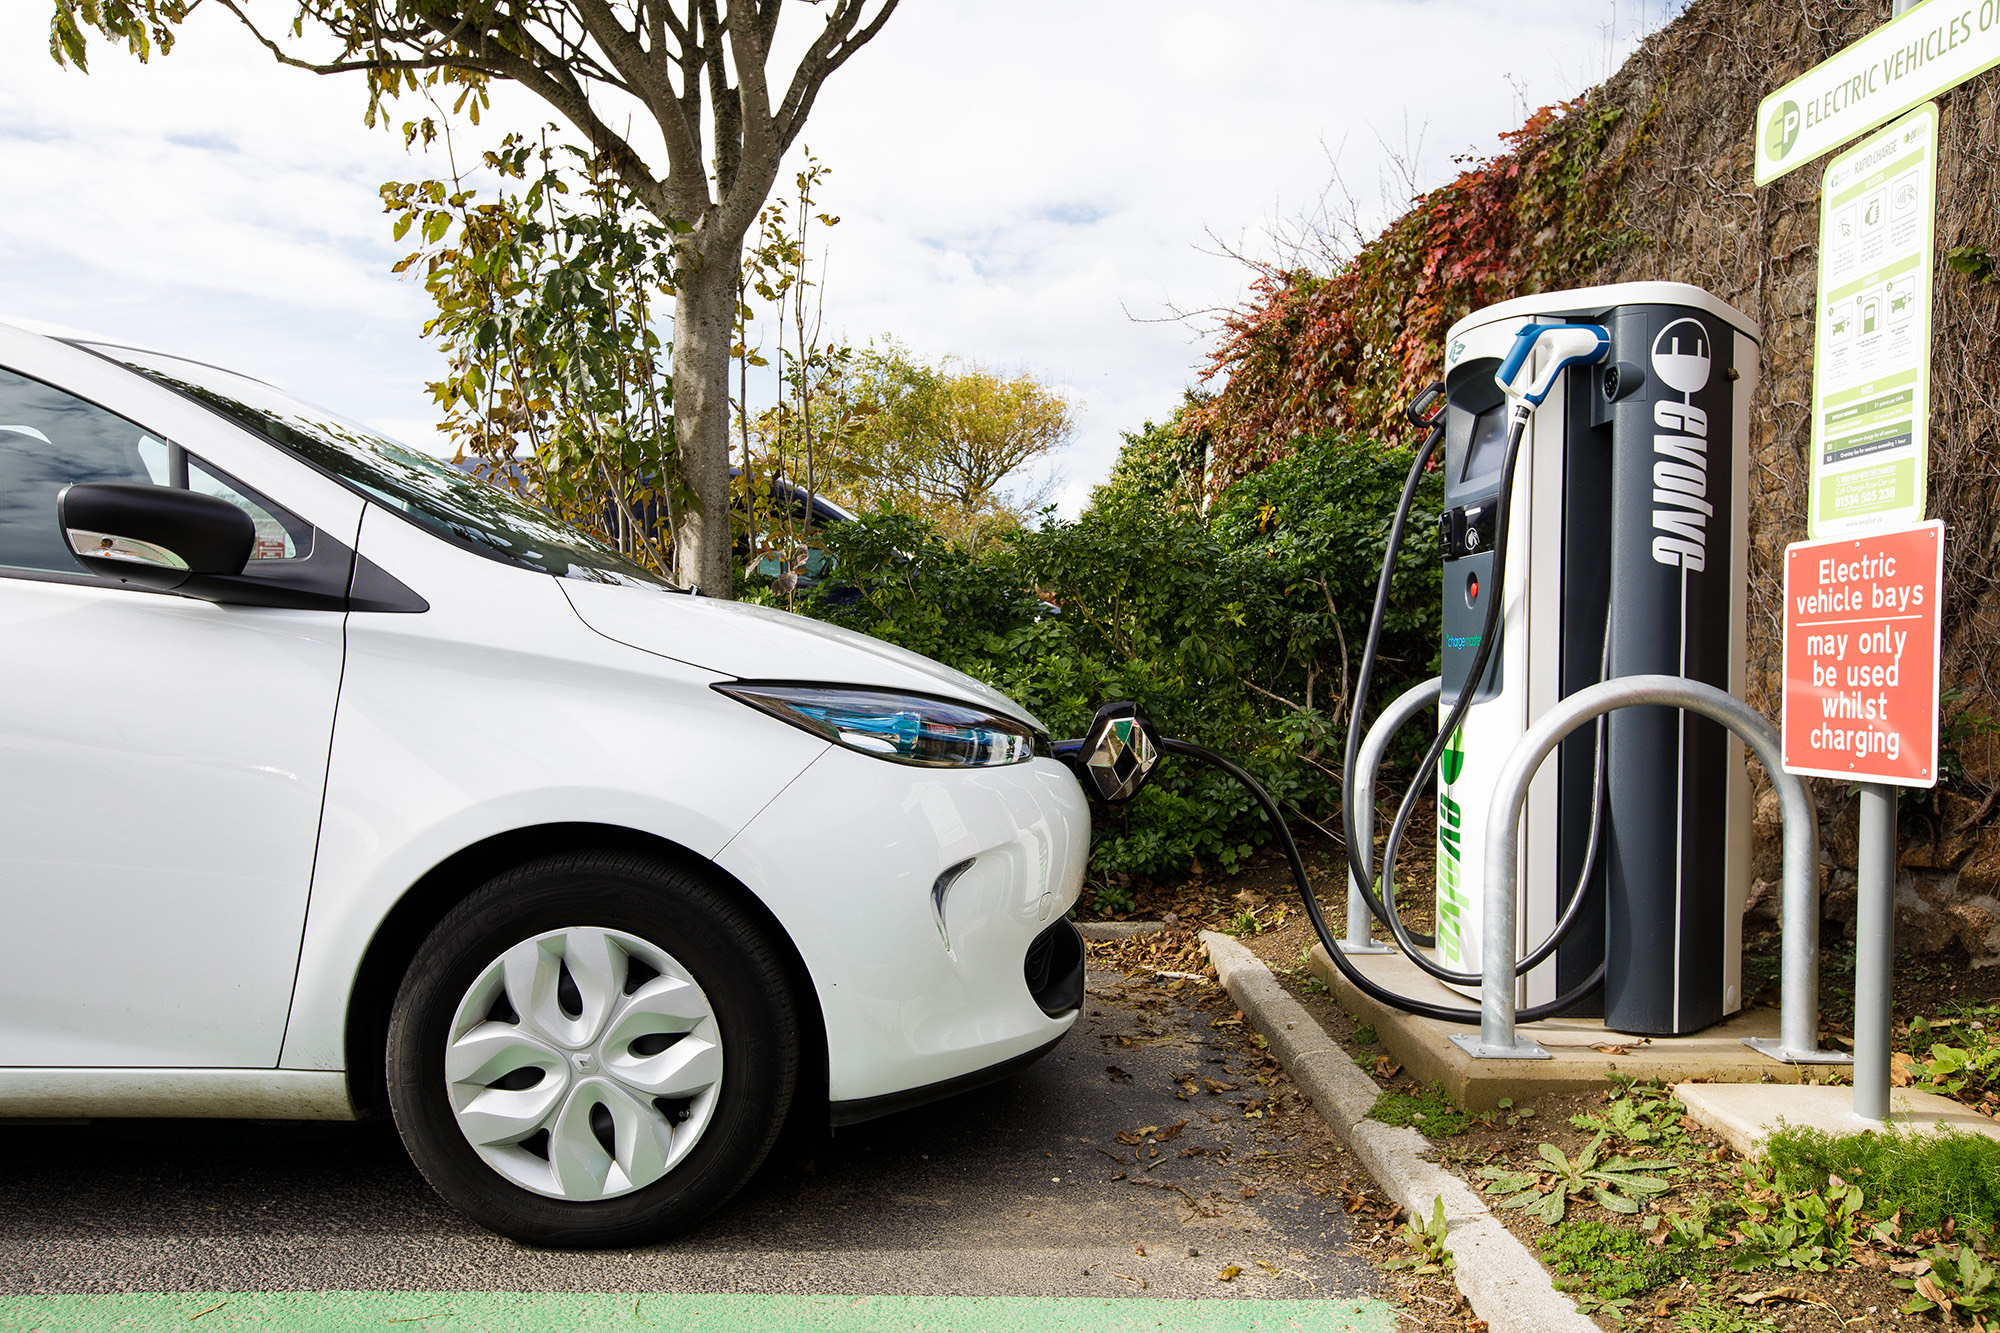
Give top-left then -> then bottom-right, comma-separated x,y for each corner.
769,428 -> 1446,888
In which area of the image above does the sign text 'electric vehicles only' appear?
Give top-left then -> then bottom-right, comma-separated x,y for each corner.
1755,0 -> 2000,184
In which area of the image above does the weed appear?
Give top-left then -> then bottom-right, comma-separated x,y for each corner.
1484,1096 -> 1536,1129
1899,1236 -> 2000,1323
1352,1023 -> 1379,1046
1226,908 -> 1262,936
1383,1196 -> 1453,1276
1368,1083 -> 1472,1137
1728,1173 -> 1862,1272
1677,1300 -> 1777,1333
1089,879 -> 1137,917
1948,241 -> 1997,285
1478,1132 -> 1677,1224
1538,1218 -> 1712,1322
1570,1076 -> 1685,1148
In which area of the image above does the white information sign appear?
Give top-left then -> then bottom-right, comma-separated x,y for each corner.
1755,0 -> 2000,184
1809,104 -> 1937,539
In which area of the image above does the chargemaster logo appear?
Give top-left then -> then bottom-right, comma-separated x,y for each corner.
1765,100 -> 1802,161
1650,318 -> 1715,572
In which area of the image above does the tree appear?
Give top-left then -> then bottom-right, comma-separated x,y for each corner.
791,345 -> 1071,549
382,128 -> 680,572
51,0 -> 899,597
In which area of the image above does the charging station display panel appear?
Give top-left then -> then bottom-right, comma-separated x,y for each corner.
1782,521 -> 1941,787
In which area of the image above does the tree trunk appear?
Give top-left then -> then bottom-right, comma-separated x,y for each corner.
672,240 -> 740,596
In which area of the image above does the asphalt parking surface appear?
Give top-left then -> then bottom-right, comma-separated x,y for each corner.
0,968 -> 1381,1309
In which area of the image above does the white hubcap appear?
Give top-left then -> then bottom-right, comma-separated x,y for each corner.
444,926 -> 723,1201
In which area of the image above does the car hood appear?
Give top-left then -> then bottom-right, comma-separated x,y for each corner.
559,579 -> 1046,732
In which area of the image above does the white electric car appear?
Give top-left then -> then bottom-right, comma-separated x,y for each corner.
0,320 -> 1091,1247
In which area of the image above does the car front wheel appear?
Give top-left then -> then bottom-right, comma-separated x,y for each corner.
386,851 -> 798,1247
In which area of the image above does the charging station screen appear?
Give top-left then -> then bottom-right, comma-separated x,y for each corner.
1461,404 -> 1510,482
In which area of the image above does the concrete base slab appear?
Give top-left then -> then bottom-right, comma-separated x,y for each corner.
1307,943 -> 1839,1110
1674,1082 -> 2000,1157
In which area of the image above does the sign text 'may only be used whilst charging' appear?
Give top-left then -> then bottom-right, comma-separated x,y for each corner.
1782,520 -> 1942,787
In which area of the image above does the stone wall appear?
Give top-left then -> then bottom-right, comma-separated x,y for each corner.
1579,0 -> 2000,960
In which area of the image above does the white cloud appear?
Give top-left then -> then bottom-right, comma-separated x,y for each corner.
0,0 -> 1678,487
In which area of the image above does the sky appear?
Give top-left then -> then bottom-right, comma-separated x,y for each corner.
0,0 -> 1686,516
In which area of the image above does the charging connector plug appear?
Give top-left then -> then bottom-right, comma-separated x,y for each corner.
1494,321 -> 1611,412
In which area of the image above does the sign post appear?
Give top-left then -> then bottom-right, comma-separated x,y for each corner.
1809,105 -> 1939,538
1782,521 -> 1943,1122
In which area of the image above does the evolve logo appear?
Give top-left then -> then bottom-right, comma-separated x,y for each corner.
1435,728 -> 1467,965
1765,100 -> 1802,161
1447,338 -> 1467,366
1650,318 -> 1714,572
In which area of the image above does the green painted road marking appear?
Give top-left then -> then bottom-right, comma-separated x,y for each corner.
0,1292 -> 1397,1332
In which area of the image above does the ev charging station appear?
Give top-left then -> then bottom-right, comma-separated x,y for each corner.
1429,283 -> 1761,1036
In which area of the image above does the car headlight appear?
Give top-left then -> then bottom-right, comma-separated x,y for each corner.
714,682 -> 1041,768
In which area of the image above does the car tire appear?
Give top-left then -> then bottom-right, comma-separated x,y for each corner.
386,851 -> 798,1247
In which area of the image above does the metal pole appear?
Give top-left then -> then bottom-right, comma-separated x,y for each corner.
1853,783 -> 1898,1122
1341,678 -> 1441,955
1843,0 -> 1913,1117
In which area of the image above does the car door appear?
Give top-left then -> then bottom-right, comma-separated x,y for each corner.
0,342 -> 357,1068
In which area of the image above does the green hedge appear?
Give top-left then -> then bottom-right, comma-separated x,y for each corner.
761,431 -> 1443,906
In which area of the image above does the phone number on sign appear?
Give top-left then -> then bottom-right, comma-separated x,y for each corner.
1833,483 -> 1901,510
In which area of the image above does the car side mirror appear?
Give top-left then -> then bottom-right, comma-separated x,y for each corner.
58,482 -> 254,593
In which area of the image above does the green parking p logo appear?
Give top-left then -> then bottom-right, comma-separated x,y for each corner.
1766,100 -> 1801,160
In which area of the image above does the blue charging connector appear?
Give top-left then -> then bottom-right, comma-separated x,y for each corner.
1494,321 -> 1611,410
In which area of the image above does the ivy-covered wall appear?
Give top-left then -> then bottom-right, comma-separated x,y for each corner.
1198,0 -> 2000,959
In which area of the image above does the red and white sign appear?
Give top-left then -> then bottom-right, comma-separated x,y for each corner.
1782,520 -> 1943,786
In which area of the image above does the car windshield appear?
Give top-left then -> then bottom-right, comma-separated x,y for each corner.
84,343 -> 671,589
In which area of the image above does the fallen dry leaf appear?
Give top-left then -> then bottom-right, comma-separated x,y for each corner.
1584,1032 -> 1648,1056
1133,1243 -> 1146,1257
1892,1052 -> 1917,1087
1155,1119 -> 1189,1143
1203,1078 -> 1240,1094
1374,1055 -> 1402,1079
1217,1265 -> 1242,1282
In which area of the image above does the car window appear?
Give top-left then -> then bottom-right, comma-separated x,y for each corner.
189,456 -> 303,561
90,344 -> 671,589
0,364 -> 310,579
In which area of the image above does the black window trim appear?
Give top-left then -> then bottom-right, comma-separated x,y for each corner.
0,356 -> 424,612
67,339 -> 676,591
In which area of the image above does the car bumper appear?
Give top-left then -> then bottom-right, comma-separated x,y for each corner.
713,750 -> 1091,1106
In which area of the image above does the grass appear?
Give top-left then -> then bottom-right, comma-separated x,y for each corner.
1765,1123 -> 2000,1235
1367,1082 -> 1472,1137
